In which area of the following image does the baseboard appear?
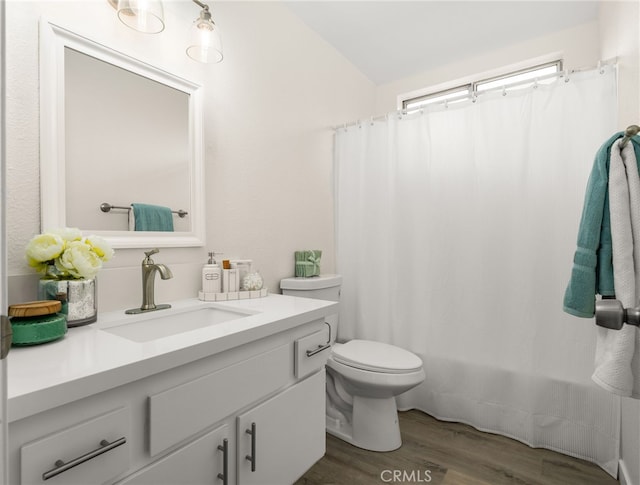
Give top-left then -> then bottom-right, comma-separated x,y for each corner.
620,459 -> 634,485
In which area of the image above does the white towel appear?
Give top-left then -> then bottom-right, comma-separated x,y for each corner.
128,207 -> 135,231
593,139 -> 640,397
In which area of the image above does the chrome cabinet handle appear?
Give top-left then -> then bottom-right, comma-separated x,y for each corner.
217,438 -> 228,485
42,437 -> 126,481
245,422 -> 256,472
306,343 -> 331,357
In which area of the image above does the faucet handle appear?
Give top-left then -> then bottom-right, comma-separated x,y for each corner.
143,248 -> 160,263
144,248 -> 160,258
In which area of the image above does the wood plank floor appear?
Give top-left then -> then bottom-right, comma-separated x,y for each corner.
296,410 -> 618,485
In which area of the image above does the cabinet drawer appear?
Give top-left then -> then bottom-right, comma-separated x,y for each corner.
20,407 -> 130,485
149,343 -> 291,456
294,327 -> 331,378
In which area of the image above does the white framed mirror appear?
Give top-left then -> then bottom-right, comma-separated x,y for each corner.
39,20 -> 205,248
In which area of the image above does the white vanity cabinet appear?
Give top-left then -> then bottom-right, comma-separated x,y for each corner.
8,313 -> 331,485
123,370 -> 325,485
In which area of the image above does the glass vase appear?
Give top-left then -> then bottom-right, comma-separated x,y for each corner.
38,277 -> 97,327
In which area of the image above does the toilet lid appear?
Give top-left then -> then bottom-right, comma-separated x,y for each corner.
332,340 -> 423,373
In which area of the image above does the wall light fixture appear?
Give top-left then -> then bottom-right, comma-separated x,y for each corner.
108,0 -> 223,63
108,0 -> 165,34
186,0 -> 223,64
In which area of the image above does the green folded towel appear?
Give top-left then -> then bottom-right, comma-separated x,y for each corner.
132,203 -> 174,232
563,134 -> 640,317
295,250 -> 322,277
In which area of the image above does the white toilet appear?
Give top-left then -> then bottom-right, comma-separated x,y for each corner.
280,274 -> 425,452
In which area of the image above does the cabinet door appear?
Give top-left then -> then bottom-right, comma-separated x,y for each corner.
117,424 -> 230,485
237,371 -> 325,485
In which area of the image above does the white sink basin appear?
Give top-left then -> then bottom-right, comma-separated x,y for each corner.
100,306 -> 256,343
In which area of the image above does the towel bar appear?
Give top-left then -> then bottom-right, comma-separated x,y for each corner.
100,202 -> 188,218
595,299 -> 640,330
620,125 -> 640,148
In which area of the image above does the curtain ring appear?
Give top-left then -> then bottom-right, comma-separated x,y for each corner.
563,70 -> 570,83
502,86 -> 507,96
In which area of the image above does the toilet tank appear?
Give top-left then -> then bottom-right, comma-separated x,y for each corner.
280,274 -> 342,301
280,275 -> 342,343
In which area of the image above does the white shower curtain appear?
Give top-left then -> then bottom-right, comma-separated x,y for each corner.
334,66 -> 621,476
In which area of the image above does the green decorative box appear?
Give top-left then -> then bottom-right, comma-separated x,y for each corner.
295,250 -> 322,277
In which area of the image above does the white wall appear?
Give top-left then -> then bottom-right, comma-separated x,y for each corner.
599,2 -> 640,483
5,0 -> 374,310
199,1 -> 374,297
600,0 -> 640,129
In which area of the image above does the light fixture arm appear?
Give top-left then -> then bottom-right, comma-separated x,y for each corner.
192,0 -> 212,23
192,0 -> 208,10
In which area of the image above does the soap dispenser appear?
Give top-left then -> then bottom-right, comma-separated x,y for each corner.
202,252 -> 222,294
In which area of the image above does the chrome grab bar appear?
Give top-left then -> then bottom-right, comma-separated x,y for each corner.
42,437 -> 127,481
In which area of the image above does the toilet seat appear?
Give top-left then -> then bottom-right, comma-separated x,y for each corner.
332,340 -> 422,374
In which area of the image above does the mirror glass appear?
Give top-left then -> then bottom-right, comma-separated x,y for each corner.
65,48 -> 191,232
40,21 -> 205,248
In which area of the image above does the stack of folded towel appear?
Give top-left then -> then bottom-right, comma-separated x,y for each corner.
295,250 -> 322,277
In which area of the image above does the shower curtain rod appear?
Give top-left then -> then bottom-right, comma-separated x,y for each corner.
333,57 -> 618,131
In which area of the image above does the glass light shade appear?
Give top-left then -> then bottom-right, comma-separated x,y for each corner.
186,16 -> 223,64
117,0 -> 165,34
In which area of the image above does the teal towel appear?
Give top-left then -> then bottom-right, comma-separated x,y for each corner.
563,134 -> 640,317
131,203 -> 174,232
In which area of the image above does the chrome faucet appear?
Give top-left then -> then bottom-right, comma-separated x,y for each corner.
125,248 -> 173,314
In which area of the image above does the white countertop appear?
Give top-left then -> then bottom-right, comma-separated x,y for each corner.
7,294 -> 338,422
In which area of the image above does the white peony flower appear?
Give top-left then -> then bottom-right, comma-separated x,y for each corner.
86,235 -> 114,262
50,227 -> 83,242
55,240 -> 103,279
26,228 -> 113,279
25,232 -> 65,271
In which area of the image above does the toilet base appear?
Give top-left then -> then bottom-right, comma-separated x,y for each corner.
326,395 -> 402,452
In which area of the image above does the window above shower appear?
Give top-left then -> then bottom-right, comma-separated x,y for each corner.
401,60 -> 563,111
